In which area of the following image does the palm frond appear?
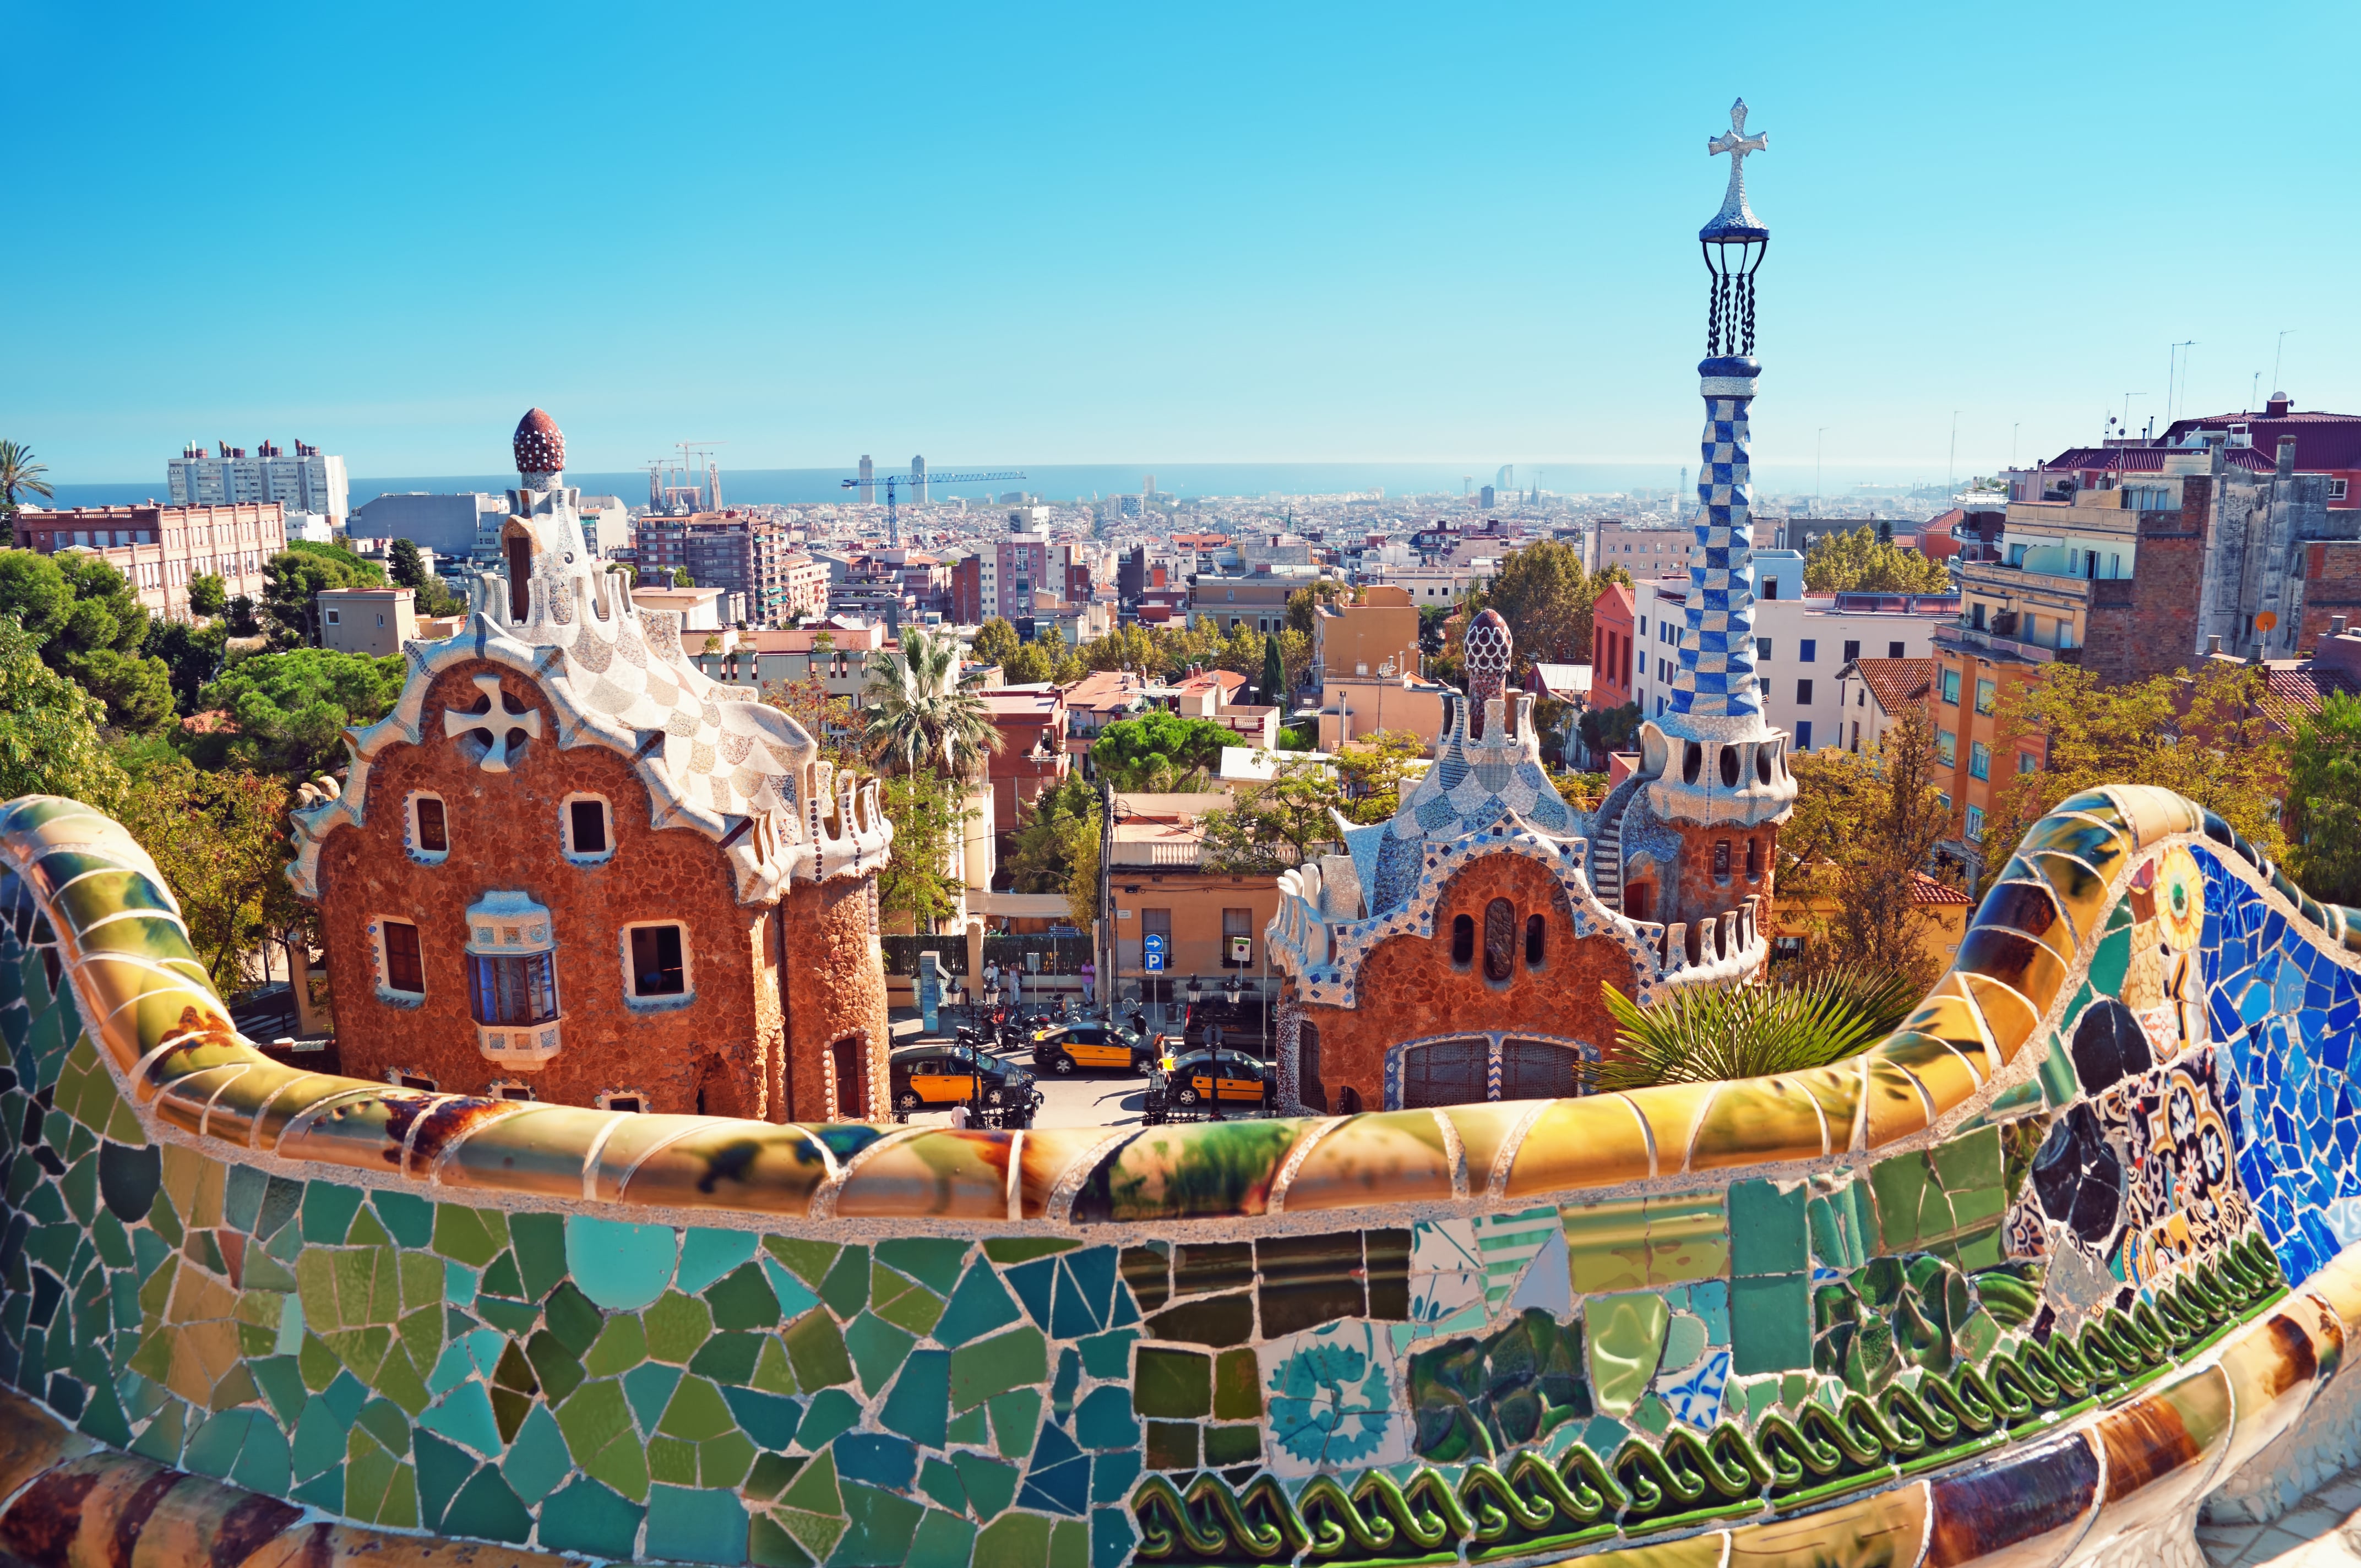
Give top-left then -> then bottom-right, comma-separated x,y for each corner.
1591,963 -> 1919,1092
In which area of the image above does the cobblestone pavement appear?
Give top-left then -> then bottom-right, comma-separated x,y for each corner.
2202,1473 -> 2361,1565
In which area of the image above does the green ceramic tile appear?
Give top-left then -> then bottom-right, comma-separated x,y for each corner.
503,1403 -> 572,1505
950,1325 -> 1047,1412
2088,928 -> 2130,997
646,1289 -> 715,1364
301,1181 -> 363,1245
975,1509 -> 1051,1568
1211,1348 -> 1259,1419
442,1466 -> 533,1544
510,1212 -> 568,1302
835,1482 -> 922,1568
951,1451 -> 1019,1519
935,1263 -> 1022,1348
870,1265 -> 946,1337
819,1244 -> 870,1319
880,1348 -> 951,1449
659,1375 -> 738,1440
372,1190 -> 434,1250
763,1237 -> 839,1289
676,1229 -> 760,1297
1728,1179 -> 1808,1275
1204,1424 -> 1261,1466
625,1363 -> 685,1433
1133,1346 -> 1210,1418
1730,1272 -> 1811,1374
878,1238 -> 972,1293
987,1389 -> 1041,1460
540,1478 -> 648,1559
1660,1312 -> 1707,1376
584,1313 -> 649,1377
844,1311 -> 918,1398
1079,1329 -> 1138,1381
749,1336 -> 798,1396
706,1261 -> 782,1331
556,1379 -> 650,1503
478,1252 -> 525,1299
1585,1292 -> 1668,1415
688,1330 -> 763,1386
917,1457 -> 965,1514
797,1387 -> 863,1450
782,1308 -> 854,1392
946,1406 -> 989,1446
909,1507 -> 978,1568
1867,1152 -> 1933,1254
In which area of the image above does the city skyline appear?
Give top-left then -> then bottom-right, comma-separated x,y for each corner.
9,1 -> 2358,483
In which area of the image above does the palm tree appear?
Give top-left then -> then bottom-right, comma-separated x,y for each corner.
862,627 -> 1004,778
0,442 -> 53,515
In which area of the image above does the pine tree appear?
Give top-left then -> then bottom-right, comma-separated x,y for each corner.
1261,634 -> 1286,707
387,537 -> 429,591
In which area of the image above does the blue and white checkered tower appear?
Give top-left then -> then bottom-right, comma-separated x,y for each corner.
1638,100 -> 1796,832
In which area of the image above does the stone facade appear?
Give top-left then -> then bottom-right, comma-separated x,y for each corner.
291,410 -> 894,1123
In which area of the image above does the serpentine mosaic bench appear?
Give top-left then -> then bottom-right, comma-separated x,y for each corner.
0,783 -> 2358,1568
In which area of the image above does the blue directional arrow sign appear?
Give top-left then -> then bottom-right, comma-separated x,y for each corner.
1143,933 -> 1166,972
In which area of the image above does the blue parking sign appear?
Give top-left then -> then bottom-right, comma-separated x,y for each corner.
1143,932 -> 1166,972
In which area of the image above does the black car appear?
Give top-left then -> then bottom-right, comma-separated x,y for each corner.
888,1043 -> 1041,1118
1031,1021 -> 1154,1076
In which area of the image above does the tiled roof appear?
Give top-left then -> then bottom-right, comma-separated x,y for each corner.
2040,445 -> 2278,475
2256,661 -> 2361,730
1912,870 -> 1973,906
2163,409 -> 2361,471
1851,657 -> 1935,714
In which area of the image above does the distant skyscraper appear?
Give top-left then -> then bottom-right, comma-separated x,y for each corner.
911,455 -> 928,503
1480,485 -> 1497,509
1678,467 -> 1688,521
1143,474 -> 1156,499
1496,464 -> 1515,491
858,455 -> 875,504
169,440 -> 348,524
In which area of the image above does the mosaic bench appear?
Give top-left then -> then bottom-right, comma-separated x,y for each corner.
0,783 -> 2355,1568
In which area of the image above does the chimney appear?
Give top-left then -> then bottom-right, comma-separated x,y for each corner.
2267,391 -> 2293,418
2207,634 -> 2222,655
2277,437 -> 2298,478
2337,617 -> 2349,636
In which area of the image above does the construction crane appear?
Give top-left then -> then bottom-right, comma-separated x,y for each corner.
842,469 -> 1026,547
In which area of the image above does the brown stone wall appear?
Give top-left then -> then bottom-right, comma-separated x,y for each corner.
781,876 -> 892,1123
2299,541 -> 2361,650
2086,499 -> 2206,687
313,658 -> 783,1117
1662,819 -> 1775,934
1296,850 -> 1639,1112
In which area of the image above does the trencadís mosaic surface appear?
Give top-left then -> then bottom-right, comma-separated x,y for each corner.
2,785 -> 2361,1568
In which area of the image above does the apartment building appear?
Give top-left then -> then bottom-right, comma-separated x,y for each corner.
1586,519 -> 1698,574
316,587 -> 417,656
1591,581 -> 1638,710
11,501 -> 286,621
169,439 -> 347,525
1831,657 -> 1934,755
1190,572 -> 1310,635
1105,792 -> 1285,1018
1631,552 -> 1949,753
631,511 -> 796,625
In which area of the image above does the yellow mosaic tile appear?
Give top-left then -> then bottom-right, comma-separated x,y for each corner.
273,1089 -> 430,1173
611,1119 -> 833,1216
1724,1478 -> 1928,1566
1857,1055 -> 1934,1148
427,1104 -> 607,1197
2082,1363 -> 2233,1552
1622,1081 -> 1721,1175
1277,1110 -> 1456,1211
1500,1096 -> 1653,1198
2306,1249 -> 2361,1339
2107,783 -> 2204,848
2217,1297 -> 2342,1476
1683,1076 -> 1829,1172
1433,1100 -> 1530,1191
2020,850 -> 2115,950
1560,1189 -> 1727,1293
1785,1059 -> 1867,1155
1541,1528 -> 1729,1567
1016,1126 -> 1120,1219
1956,970 -> 2042,1066
836,1130 -> 1012,1219
1896,982 -> 1997,1078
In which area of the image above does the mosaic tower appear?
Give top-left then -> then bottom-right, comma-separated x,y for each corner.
1622,100 -> 1794,943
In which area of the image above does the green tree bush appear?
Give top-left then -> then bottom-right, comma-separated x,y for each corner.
193,647 -> 406,777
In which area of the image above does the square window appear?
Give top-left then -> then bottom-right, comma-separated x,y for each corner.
629,924 -> 688,997
1889,641 -> 1905,659
1976,678 -> 1996,715
1941,668 -> 1962,704
566,796 -> 612,858
380,918 -> 425,996
1798,639 -> 1816,663
2019,750 -> 2038,774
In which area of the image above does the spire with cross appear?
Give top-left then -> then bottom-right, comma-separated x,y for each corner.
1703,99 -> 1769,241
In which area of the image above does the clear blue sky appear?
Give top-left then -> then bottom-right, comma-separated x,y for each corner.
11,0 -> 2358,485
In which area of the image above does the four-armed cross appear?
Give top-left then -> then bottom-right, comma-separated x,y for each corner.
1707,97 -> 1768,207
444,673 -> 543,773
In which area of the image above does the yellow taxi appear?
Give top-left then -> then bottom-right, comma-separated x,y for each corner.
1162,1049 -> 1268,1107
888,1044 -> 1036,1114
1031,1021 -> 1154,1076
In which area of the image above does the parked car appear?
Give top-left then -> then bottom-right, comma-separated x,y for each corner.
1031,1020 -> 1154,1076
888,1043 -> 1040,1119
1154,1049 -> 1269,1109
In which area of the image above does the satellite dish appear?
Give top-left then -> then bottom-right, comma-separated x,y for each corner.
2256,612 -> 2279,632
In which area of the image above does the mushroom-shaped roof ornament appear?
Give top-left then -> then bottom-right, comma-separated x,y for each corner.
513,409 -> 565,478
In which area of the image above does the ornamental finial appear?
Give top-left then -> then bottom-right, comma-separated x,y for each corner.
1701,98 -> 1769,241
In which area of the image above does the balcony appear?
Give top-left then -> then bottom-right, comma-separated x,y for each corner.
1934,622 -> 2083,666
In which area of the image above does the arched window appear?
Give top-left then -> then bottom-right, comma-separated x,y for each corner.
1483,899 -> 1516,981
1401,1037 -> 1489,1109
1450,914 -> 1475,966
1525,914 -> 1547,967
1745,837 -> 1762,879
831,1035 -> 864,1119
1298,1022 -> 1325,1114
1500,1038 -> 1583,1101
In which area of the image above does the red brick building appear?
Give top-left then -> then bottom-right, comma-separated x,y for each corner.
289,411 -> 894,1121
1590,579 -> 1636,710
12,500 -> 286,620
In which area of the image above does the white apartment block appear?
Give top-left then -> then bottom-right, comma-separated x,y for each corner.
170,440 -> 349,524
1357,562 -> 1498,605
1628,552 -> 1948,753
